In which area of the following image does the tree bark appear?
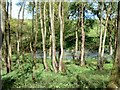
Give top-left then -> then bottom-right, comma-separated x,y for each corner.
30,1 -> 35,53
1,0 -> 4,68
80,3 -> 85,66
59,1 -> 64,72
48,9 -> 52,59
97,2 -> 103,70
75,21 -> 78,54
0,2 -> 2,88
17,3 -> 22,56
33,1 -> 38,65
20,0 -> 25,53
115,1 -> 120,71
49,28 -> 52,59
117,1 -> 120,71
108,23 -> 113,56
107,1 -> 120,88
49,1 -> 58,73
40,2 -> 49,71
100,16 -> 109,70
114,19 -> 118,65
6,1 -> 11,71
44,2 -> 47,38
0,0 -> 5,73
9,0 -> 12,68
2,0 -> 11,73
32,1 -> 38,81
0,0 -> 2,62
99,5 -> 110,70
6,1 -> 11,73
75,8 -> 80,54
49,31 -> 52,59
10,0 -> 12,18
97,19 -> 103,68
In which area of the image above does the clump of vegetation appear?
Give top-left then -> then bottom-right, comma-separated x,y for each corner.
2,55 -> 112,89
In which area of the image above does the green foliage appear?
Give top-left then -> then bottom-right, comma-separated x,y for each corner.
1,1 -> 117,89
2,55 -> 113,89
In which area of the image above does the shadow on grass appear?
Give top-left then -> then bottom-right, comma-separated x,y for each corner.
2,76 -> 16,90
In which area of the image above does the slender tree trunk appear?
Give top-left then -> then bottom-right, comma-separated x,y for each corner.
99,6 -> 110,70
115,1 -> 120,68
44,2 -> 47,38
75,8 -> 79,54
49,32 -> 52,59
34,1 -> 38,64
6,1 -> 12,71
20,0 -> 25,53
32,1 -> 38,81
108,1 -> 120,88
75,22 -> 78,54
49,1 -> 58,73
114,19 -> 118,65
1,0 -> 5,71
80,3 -> 85,66
97,19 -> 103,69
59,1 -> 64,72
40,2 -> 49,71
5,25 -> 10,73
10,0 -> 12,18
108,23 -> 113,56
0,2 -> 2,88
97,2 -> 103,70
100,15 -> 109,62
17,4 -> 22,56
6,1 -> 11,73
109,39 -> 113,56
2,1 -> 11,73
9,0 -> 12,68
48,11 -> 52,59
30,1 -> 35,53
117,1 -> 120,71
43,2 -> 49,70
0,1 -> 2,66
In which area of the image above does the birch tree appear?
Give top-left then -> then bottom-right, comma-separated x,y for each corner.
40,2 -> 49,71
97,3 -> 111,70
97,2 -> 104,70
58,1 -> 64,72
2,0 -> 11,73
32,1 -> 38,81
80,3 -> 85,66
30,1 -> 35,53
49,1 -> 58,73
0,2 -> 2,88
17,2 -> 22,56
9,0 -> 12,66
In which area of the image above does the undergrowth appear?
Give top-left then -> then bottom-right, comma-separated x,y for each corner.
1,54 -> 113,89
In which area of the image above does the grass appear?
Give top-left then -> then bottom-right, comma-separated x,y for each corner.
1,54 -> 113,89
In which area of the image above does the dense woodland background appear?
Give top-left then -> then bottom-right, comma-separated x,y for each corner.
0,0 -> 120,89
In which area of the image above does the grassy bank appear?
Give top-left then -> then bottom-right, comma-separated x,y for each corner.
1,54 -> 113,89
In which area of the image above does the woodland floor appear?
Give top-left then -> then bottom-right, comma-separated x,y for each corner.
1,54 -> 113,89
